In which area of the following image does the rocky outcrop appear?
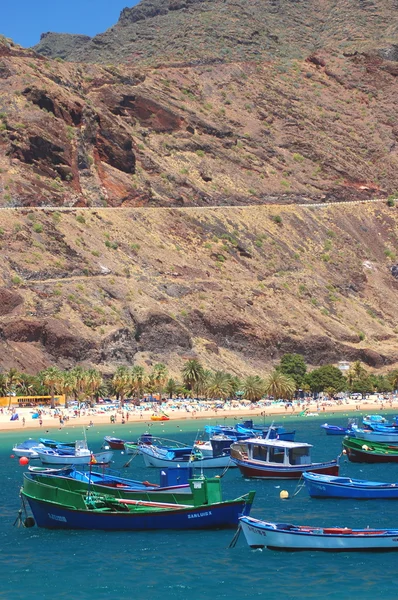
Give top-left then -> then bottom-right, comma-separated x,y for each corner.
0,288 -> 23,316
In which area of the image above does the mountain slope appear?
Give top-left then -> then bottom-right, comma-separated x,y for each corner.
0,201 -> 398,374
33,0 -> 398,66
1,40 -> 398,208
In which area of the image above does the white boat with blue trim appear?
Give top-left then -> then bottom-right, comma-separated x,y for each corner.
239,516 -> 398,551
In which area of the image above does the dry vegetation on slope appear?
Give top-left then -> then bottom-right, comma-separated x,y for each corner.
34,0 -> 398,67
1,40 -> 398,208
0,202 -> 397,374
1,0 -> 398,375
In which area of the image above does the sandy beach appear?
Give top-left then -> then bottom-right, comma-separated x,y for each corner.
2,395 -> 398,434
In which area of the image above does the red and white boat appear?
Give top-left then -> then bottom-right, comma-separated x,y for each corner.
230,438 -> 339,479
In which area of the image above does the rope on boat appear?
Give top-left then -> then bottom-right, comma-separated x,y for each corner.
122,448 -> 140,468
292,475 -> 306,497
228,524 -> 241,548
218,460 -> 233,478
13,491 -> 35,528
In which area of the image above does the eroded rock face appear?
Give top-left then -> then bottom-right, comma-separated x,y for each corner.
2,318 -> 95,361
100,328 -> 138,363
135,312 -> 192,352
0,288 -> 23,316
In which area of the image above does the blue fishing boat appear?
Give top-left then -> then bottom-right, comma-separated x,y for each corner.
39,438 -> 75,449
21,472 -> 255,530
204,421 -> 295,441
320,421 -> 354,436
303,472 -> 398,499
349,424 -> 398,444
362,415 -> 398,428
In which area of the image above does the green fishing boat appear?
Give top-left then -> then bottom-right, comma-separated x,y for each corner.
21,472 -> 255,530
343,436 -> 398,463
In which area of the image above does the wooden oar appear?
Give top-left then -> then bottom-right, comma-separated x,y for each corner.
115,498 -> 193,509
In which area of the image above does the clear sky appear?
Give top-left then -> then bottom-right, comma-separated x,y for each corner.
1,1 -> 140,48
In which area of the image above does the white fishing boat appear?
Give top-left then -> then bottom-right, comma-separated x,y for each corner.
139,437 -> 235,469
12,439 -> 46,458
35,440 -> 113,466
239,516 -> 398,551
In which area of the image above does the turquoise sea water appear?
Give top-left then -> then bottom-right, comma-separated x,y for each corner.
1,413 -> 398,600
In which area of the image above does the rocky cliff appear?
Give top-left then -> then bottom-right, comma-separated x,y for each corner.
33,0 -> 398,67
1,40 -> 398,208
1,1 -> 398,375
0,202 -> 398,374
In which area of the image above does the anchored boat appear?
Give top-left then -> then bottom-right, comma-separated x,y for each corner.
21,472 -> 255,530
35,440 -> 113,466
238,516 -> 398,551
303,472 -> 398,499
343,437 -> 398,463
230,438 -> 339,479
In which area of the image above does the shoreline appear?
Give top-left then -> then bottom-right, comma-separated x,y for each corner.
2,397 -> 398,435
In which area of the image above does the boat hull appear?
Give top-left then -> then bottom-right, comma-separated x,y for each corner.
36,450 -> 114,465
140,450 -> 235,469
239,517 -> 398,551
23,495 -> 252,531
303,473 -> 398,499
343,439 -> 398,463
232,458 -> 339,479
351,430 -> 398,443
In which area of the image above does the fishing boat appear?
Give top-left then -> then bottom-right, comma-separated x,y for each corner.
204,422 -> 295,441
12,439 -> 46,458
26,466 -> 195,503
362,415 -> 394,428
21,472 -> 255,530
320,421 -> 354,436
343,437 -> 398,463
234,421 -> 296,441
230,438 -> 339,479
35,440 -> 114,466
238,516 -> 398,551
39,438 -> 75,449
349,424 -> 398,444
194,435 -> 233,457
103,436 -> 139,450
139,436 -> 236,469
303,472 -> 398,499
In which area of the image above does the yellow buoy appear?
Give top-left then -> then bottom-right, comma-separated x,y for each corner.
280,490 -> 289,500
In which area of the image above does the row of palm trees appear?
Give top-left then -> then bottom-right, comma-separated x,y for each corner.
0,360 -> 297,408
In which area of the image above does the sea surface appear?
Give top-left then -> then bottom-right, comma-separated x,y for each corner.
1,412 -> 398,600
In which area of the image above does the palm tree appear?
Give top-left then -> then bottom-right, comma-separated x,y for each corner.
352,361 -> 367,379
242,375 -> 264,402
165,378 -> 178,399
388,370 -> 398,392
182,359 -> 204,396
85,369 -> 103,407
263,370 -> 296,400
70,366 -> 87,404
5,368 -> 22,408
58,371 -> 76,408
131,365 -> 146,399
112,366 -> 131,406
206,371 -> 232,401
40,366 -> 62,409
152,363 -> 168,399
